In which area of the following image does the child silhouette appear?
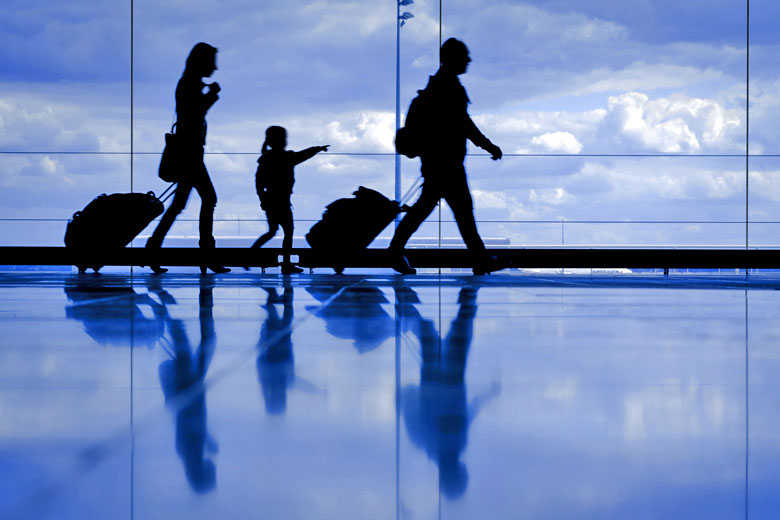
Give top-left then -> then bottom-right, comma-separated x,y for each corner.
251,126 -> 328,274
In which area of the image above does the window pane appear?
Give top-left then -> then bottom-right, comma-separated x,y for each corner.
0,2 -> 131,246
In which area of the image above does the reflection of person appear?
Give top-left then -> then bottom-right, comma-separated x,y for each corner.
159,278 -> 218,493
251,126 -> 329,274
389,38 -> 503,275
257,283 -> 295,415
146,42 -> 230,275
398,284 -> 499,500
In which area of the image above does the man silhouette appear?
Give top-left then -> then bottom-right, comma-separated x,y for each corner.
396,284 -> 500,499
390,38 -> 503,275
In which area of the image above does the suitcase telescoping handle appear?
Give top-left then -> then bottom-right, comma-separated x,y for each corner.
158,183 -> 177,204
400,176 -> 423,208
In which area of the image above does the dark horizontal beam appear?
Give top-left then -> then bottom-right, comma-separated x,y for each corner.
1,247 -> 779,270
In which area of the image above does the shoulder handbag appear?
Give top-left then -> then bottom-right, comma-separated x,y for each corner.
158,123 -> 180,183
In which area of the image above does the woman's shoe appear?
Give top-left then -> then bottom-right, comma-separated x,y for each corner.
145,237 -> 167,273
200,264 -> 231,274
281,262 -> 303,274
390,254 -> 416,275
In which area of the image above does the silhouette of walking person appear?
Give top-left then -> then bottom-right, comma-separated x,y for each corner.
159,278 -> 218,493
251,126 -> 328,274
397,284 -> 500,500
146,42 -> 230,274
390,38 -> 503,275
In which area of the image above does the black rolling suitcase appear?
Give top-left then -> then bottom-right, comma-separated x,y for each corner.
306,185 -> 414,273
64,185 -> 175,273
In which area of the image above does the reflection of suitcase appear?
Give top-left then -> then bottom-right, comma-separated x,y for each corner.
64,185 -> 174,273
306,186 -> 404,273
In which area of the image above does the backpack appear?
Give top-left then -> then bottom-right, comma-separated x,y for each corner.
395,89 -> 430,158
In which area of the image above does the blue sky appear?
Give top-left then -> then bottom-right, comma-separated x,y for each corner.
0,0 -> 778,247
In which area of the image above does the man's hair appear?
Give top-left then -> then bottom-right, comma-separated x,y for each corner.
440,38 -> 468,66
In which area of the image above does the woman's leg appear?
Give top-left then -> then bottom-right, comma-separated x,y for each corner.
193,164 -> 217,250
192,165 -> 229,272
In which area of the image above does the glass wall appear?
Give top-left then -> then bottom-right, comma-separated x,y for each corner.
0,1 -> 772,252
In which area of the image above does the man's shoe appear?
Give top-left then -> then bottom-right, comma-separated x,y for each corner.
473,255 -> 504,275
391,255 -> 416,275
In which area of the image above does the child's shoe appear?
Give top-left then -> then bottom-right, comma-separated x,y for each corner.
281,262 -> 304,274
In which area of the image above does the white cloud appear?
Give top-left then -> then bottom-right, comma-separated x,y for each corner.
320,111 -> 395,153
600,92 -> 742,153
531,131 -> 583,154
471,189 -> 533,220
303,2 -> 392,39
469,3 -> 627,44
605,92 -> 699,153
578,62 -> 725,96
748,170 -> 780,202
477,90 -> 743,156
0,86 -> 128,152
570,160 -> 743,201
745,78 -> 780,154
323,121 -> 360,148
528,187 -> 576,206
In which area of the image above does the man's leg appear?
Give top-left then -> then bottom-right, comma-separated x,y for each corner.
444,173 -> 501,274
388,181 -> 440,274
389,182 -> 440,251
444,175 -> 485,255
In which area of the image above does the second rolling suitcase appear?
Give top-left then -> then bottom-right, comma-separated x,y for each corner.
306,186 -> 405,273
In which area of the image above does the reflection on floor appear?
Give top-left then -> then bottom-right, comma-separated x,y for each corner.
0,272 -> 779,519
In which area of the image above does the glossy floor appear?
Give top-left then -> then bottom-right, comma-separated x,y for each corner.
0,272 -> 779,519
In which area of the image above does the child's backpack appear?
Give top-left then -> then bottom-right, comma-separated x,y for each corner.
394,89 -> 430,159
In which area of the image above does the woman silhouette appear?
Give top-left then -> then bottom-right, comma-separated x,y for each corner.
146,42 -> 230,274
